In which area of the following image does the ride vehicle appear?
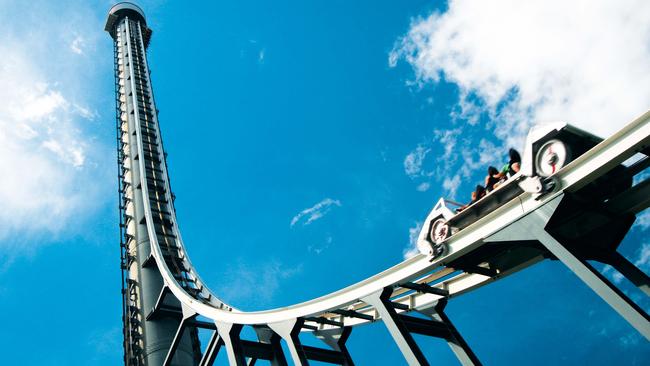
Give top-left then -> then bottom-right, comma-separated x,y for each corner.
417,122 -> 610,258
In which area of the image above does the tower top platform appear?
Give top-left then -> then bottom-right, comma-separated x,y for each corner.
105,2 -> 147,37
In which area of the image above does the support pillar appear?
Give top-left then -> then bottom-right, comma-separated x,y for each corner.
314,327 -> 355,366
362,288 -> 429,366
163,305 -> 197,366
253,326 -> 288,366
486,194 -> 650,340
199,331 -> 223,366
268,319 -> 309,366
215,322 -> 247,366
416,300 -> 481,366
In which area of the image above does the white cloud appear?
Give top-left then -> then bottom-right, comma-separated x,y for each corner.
258,49 -> 265,64
634,210 -> 650,231
601,265 -> 625,285
450,92 -> 484,126
403,221 -> 423,259
42,139 -> 86,168
0,1 -> 110,249
416,182 -> 430,192
458,138 -> 505,178
601,242 -> 650,284
290,198 -> 341,227
618,332 -> 641,348
0,47 -> 93,240
434,128 -> 461,162
634,242 -> 650,270
404,144 -> 430,178
70,35 -> 85,55
308,235 -> 333,255
8,85 -> 67,121
392,0 -> 650,151
442,174 -> 461,198
73,103 -> 97,121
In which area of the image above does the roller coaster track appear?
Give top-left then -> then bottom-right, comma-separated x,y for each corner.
108,3 -> 650,365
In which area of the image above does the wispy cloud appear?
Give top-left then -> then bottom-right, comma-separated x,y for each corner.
434,128 -> 461,163
442,174 -> 461,198
403,145 -> 430,178
242,39 -> 266,65
308,235 -> 333,255
70,35 -> 85,55
634,210 -> 650,232
214,260 -> 303,308
391,0 -> 650,186
0,1 -> 111,250
403,221 -> 423,259
87,326 -> 121,355
416,182 -> 430,192
601,265 -> 625,285
258,48 -> 266,64
0,46 -> 93,240
290,198 -> 341,227
602,242 -> 650,284
633,242 -> 650,270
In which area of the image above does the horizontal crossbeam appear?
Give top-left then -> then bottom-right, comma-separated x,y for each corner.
398,314 -> 451,340
401,282 -> 449,297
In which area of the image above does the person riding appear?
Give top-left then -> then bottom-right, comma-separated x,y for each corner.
456,148 -> 520,213
484,166 -> 505,192
501,148 -> 521,178
456,184 -> 486,212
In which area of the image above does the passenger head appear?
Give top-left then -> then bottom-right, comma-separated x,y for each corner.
488,166 -> 499,176
509,148 -> 521,163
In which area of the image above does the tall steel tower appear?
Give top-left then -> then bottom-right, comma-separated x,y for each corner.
105,3 -> 200,365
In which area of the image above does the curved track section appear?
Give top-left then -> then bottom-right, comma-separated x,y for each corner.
109,4 -> 650,365
146,110 -> 650,324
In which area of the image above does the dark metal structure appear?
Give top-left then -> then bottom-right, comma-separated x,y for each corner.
106,3 -> 201,365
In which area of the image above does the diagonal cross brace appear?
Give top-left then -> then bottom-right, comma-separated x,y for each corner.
253,326 -> 289,366
416,300 -> 482,366
215,322 -> 247,366
362,288 -> 430,366
486,193 -> 650,340
268,319 -> 309,365
163,304 -> 197,366
198,330 -> 224,366
314,326 -> 355,366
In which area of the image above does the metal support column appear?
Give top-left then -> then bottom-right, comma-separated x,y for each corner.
163,305 -> 197,366
199,331 -> 223,366
605,251 -> 650,297
314,327 -> 355,366
215,322 -> 247,366
268,319 -> 309,366
416,300 -> 482,366
486,194 -> 650,340
253,326 -> 288,366
362,288 -> 430,366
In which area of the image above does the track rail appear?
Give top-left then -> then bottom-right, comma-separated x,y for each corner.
139,105 -> 650,325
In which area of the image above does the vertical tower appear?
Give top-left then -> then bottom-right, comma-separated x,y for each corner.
105,3 -> 200,365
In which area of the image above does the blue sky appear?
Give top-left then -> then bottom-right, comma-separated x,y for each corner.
0,0 -> 649,364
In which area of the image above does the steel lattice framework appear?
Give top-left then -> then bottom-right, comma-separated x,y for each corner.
108,4 -> 205,364
106,3 -> 650,366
